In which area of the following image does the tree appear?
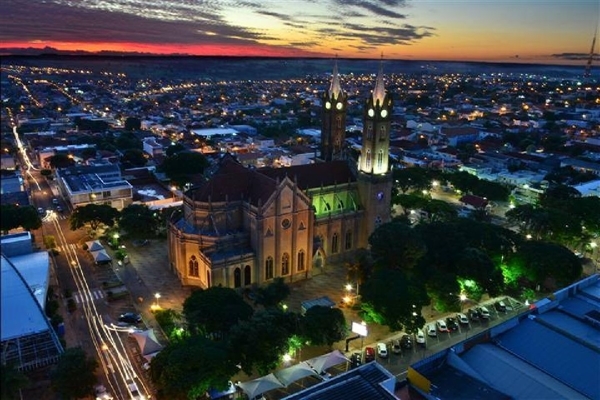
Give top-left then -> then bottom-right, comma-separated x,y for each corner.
165,142 -> 186,157
124,117 -> 141,131
392,167 -> 431,194
50,347 -> 98,400
150,336 -> 237,400
121,148 -> 147,167
1,362 -> 30,400
119,204 -> 159,239
254,277 -> 290,308
46,153 -> 75,169
300,306 -> 347,347
183,287 -> 253,338
360,269 -> 429,332
69,204 -> 120,231
0,204 -> 42,233
228,309 -> 296,375
368,222 -> 426,273
159,151 -> 209,186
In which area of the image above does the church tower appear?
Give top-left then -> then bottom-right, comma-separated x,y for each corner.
321,61 -> 348,161
357,62 -> 393,246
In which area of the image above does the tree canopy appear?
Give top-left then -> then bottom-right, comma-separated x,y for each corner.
301,306 -> 347,347
50,347 -> 98,400
119,204 -> 159,239
0,204 -> 42,233
69,204 -> 120,231
183,287 -> 253,338
159,151 -> 209,186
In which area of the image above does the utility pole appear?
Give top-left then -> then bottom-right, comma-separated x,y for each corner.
584,25 -> 597,79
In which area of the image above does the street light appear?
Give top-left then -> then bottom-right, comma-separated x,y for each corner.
154,293 -> 161,308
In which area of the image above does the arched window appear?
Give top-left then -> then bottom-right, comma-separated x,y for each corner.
379,125 -> 386,140
297,250 -> 305,271
265,256 -> 274,280
244,265 -> 251,286
281,253 -> 290,275
234,268 -> 241,288
367,124 -> 373,140
206,270 -> 211,287
345,230 -> 353,250
336,116 -> 342,129
366,149 -> 371,170
332,233 -> 339,254
188,256 -> 199,277
377,149 -> 384,169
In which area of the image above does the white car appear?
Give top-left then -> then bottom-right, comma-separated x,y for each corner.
376,342 -> 388,358
436,319 -> 449,332
457,313 -> 469,325
478,306 -> 490,319
416,329 -> 426,344
426,323 -> 437,337
94,385 -> 113,400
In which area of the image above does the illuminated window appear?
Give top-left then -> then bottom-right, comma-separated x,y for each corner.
379,125 -> 386,140
188,256 -> 199,277
377,150 -> 384,169
366,149 -> 371,170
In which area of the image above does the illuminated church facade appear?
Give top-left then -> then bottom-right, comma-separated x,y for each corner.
167,64 -> 393,288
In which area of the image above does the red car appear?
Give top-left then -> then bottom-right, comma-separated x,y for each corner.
365,347 -> 375,363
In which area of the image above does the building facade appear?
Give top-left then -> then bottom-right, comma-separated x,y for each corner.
168,65 -> 393,289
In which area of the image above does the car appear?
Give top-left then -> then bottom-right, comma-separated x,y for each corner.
494,300 -> 507,313
457,313 -> 469,325
445,317 -> 459,331
118,312 -> 142,324
94,384 -> 114,400
391,339 -> 402,354
477,306 -> 490,319
350,352 -> 362,369
436,319 -> 449,333
56,205 -> 63,213
365,347 -> 375,362
376,342 -> 388,358
52,198 -> 59,205
426,323 -> 437,337
126,379 -> 144,400
37,207 -> 45,215
400,334 -> 413,349
415,329 -> 426,345
468,308 -> 480,321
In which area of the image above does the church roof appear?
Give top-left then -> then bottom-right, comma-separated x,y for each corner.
329,61 -> 343,100
258,160 -> 356,190
188,155 -> 276,206
372,63 -> 386,106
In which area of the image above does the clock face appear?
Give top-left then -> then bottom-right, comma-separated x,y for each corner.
368,109 -> 374,117
380,109 -> 388,118
336,102 -> 343,110
325,101 -> 331,109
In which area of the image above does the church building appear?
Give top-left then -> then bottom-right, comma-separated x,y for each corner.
167,63 -> 394,289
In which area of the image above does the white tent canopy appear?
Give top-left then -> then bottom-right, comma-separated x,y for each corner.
305,350 -> 349,374
237,373 -> 284,399
130,329 -> 163,361
91,249 -> 112,263
86,240 -> 105,252
274,362 -> 319,387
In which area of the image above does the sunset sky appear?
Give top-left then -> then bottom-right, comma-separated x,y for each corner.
1,0 -> 598,65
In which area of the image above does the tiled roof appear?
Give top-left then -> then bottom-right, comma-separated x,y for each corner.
258,160 -> 356,190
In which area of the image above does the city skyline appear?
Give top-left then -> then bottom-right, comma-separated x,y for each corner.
0,0 -> 599,65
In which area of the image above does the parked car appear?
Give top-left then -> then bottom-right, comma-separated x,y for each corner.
365,347 -> 375,362
377,342 -> 388,358
477,306 -> 490,319
456,313 -> 470,325
118,312 -> 142,324
391,339 -> 402,355
416,329 -> 426,345
468,308 -> 480,321
436,319 -> 449,333
495,301 -> 507,313
350,352 -> 362,369
445,317 -> 459,331
126,379 -> 143,400
37,207 -> 45,215
400,334 -> 413,349
52,198 -> 59,205
426,323 -> 437,337
56,205 -> 63,213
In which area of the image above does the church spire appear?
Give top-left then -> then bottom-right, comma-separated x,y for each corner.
329,59 -> 342,100
372,58 -> 386,106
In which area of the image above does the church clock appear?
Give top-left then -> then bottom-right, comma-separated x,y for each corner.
380,109 -> 388,118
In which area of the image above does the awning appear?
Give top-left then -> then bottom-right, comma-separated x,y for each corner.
274,362 -> 319,387
237,373 -> 284,399
305,350 -> 349,374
